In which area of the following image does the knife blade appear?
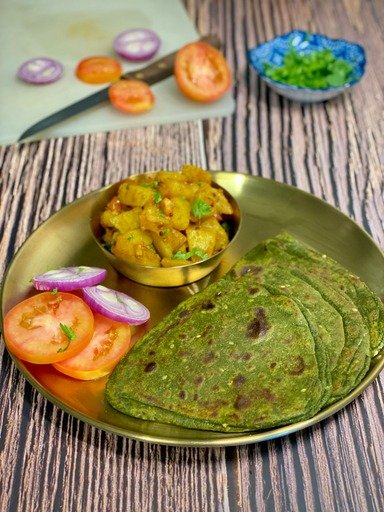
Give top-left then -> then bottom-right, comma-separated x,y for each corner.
18,34 -> 221,142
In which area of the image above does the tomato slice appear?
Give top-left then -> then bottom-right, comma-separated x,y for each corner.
174,42 -> 232,102
75,56 -> 122,84
3,292 -> 94,364
53,313 -> 132,380
108,79 -> 155,113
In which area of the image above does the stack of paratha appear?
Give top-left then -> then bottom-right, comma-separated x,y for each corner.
106,233 -> 383,432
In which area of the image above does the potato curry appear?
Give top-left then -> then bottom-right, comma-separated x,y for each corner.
99,165 -> 235,267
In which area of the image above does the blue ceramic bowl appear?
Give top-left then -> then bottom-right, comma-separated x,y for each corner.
248,30 -> 366,103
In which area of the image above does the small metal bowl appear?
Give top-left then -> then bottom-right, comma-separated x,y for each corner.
90,172 -> 241,287
248,30 -> 366,103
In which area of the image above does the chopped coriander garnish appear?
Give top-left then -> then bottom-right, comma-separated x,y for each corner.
174,247 -> 209,261
51,288 -> 58,295
154,190 -> 162,204
263,45 -> 354,88
192,199 -> 212,218
60,323 -> 76,340
58,323 -> 76,352
143,181 -> 159,189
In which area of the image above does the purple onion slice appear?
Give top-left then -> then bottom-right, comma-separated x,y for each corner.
113,28 -> 161,61
82,285 -> 150,325
17,57 -> 64,84
33,266 -> 107,291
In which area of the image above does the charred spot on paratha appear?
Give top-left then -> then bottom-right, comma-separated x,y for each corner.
246,307 -> 270,338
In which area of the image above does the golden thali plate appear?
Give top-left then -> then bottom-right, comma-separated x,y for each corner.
1,172 -> 384,447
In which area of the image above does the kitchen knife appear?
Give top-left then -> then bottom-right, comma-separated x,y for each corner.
18,34 -> 221,142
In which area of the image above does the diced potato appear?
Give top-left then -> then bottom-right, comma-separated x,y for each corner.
145,197 -> 191,231
118,183 -> 155,207
186,226 -> 217,257
155,171 -> 185,182
180,164 -> 212,184
201,218 -> 229,252
169,197 -> 191,231
151,233 -> 173,259
136,176 -> 158,187
165,229 -> 187,251
178,243 -> 188,253
112,230 -> 161,266
100,210 -> 118,228
140,204 -> 170,232
193,183 -> 233,217
211,188 -> 233,216
161,257 -> 190,267
133,245 -> 161,266
151,229 -> 186,258
118,229 -> 153,246
160,197 -> 173,216
159,180 -> 198,200
101,208 -> 141,233
106,196 -> 123,213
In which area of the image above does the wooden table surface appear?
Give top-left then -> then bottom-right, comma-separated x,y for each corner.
1,1 -> 383,510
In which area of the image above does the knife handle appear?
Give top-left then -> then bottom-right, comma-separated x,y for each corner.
122,34 -> 221,85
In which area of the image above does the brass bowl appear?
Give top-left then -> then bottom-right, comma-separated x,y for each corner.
90,172 -> 242,287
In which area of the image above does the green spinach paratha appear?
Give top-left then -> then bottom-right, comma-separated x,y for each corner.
106,233 -> 380,432
261,233 -> 384,357
232,235 -> 373,403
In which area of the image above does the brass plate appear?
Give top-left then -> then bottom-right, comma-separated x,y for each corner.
1,172 -> 384,447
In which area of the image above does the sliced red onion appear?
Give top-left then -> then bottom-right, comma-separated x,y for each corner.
17,57 -> 63,84
33,266 -> 107,291
82,285 -> 150,325
113,28 -> 161,61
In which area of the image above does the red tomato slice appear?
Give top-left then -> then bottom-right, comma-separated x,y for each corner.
108,79 -> 155,113
3,292 -> 94,364
53,313 -> 132,380
75,56 -> 122,84
174,42 -> 232,102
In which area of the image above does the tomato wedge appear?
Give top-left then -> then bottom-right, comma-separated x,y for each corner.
108,79 -> 155,113
174,42 -> 232,102
75,56 -> 122,84
3,292 -> 94,364
53,313 -> 132,380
